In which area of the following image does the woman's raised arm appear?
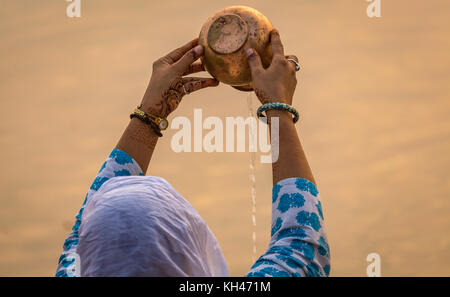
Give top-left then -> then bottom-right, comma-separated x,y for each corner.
245,29 -> 330,277
56,39 -> 219,276
246,30 -> 315,185
116,38 -> 219,173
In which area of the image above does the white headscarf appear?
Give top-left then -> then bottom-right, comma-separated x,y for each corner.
77,176 -> 229,277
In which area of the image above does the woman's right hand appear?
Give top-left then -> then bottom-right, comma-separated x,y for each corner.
246,29 -> 299,106
140,38 -> 219,118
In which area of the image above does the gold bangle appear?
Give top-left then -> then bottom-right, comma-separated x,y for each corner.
135,106 -> 169,130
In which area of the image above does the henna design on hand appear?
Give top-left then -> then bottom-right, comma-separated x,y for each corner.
143,77 -> 218,118
146,79 -> 184,118
140,38 -> 218,118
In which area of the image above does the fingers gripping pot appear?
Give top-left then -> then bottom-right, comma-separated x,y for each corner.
199,6 -> 273,91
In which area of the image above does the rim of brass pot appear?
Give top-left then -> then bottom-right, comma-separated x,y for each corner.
199,6 -> 273,91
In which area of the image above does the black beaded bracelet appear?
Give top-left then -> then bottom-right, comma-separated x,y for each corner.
130,113 -> 163,137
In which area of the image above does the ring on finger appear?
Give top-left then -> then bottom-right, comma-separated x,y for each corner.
182,84 -> 190,95
287,58 -> 301,71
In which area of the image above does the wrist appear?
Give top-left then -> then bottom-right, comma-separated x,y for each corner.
260,96 -> 292,105
140,89 -> 166,116
266,109 -> 293,122
257,102 -> 299,124
140,100 -> 163,117
130,117 -> 161,139
130,107 -> 166,137
254,88 -> 293,105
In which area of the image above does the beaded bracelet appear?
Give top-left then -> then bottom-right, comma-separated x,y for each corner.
256,102 -> 299,123
130,113 -> 163,137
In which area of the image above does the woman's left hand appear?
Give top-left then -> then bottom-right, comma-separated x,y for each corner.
140,38 -> 219,118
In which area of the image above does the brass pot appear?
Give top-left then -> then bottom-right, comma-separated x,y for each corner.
199,6 -> 273,91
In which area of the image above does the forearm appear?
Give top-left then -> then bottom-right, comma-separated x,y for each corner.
246,177 -> 329,277
247,112 -> 327,278
116,118 -> 159,174
268,109 -> 315,185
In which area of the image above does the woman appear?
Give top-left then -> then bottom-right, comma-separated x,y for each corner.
56,29 -> 330,277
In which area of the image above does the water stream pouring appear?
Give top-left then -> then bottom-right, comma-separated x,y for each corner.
247,93 -> 257,261
199,5 -> 275,261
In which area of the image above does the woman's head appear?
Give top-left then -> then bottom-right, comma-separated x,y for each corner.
77,176 -> 228,277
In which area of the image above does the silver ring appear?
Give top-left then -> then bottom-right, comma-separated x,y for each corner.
182,84 -> 190,95
287,58 -> 301,71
